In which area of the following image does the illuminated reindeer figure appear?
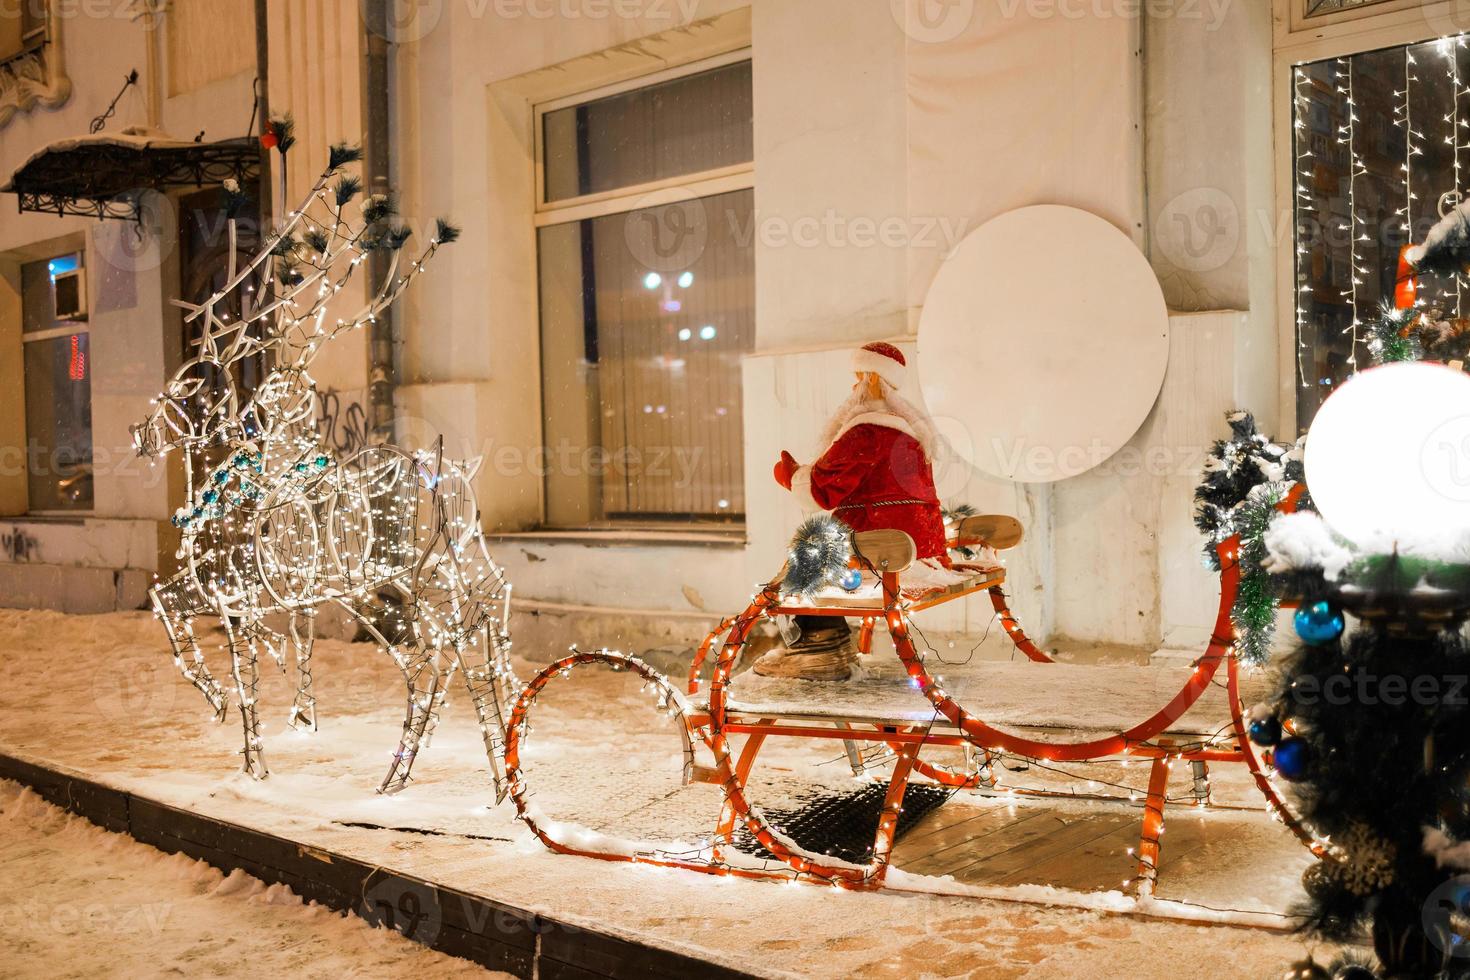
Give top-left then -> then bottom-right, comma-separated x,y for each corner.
132,136 -> 519,796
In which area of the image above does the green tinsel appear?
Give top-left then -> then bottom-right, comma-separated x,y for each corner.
1231,486 -> 1285,666
1366,304 -> 1422,365
1339,551 -> 1470,595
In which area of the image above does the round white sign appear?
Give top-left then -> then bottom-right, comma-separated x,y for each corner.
918,205 -> 1169,483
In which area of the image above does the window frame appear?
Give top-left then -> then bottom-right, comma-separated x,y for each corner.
20,249 -> 92,517
529,49 -> 755,532
531,48 -> 755,229
1272,1 -> 1470,437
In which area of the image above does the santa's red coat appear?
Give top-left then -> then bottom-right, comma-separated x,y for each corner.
789,412 -> 948,561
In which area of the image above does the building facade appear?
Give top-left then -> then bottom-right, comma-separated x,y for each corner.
0,0 -> 1454,655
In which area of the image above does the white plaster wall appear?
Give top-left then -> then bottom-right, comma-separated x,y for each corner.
331,2 -> 1296,663
0,9 -> 254,606
0,2 -> 1283,643
750,0 -> 909,348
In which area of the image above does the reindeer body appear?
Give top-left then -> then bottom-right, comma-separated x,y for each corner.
134,142 -> 516,796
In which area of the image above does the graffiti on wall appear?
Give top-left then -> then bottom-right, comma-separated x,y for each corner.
0,526 -> 40,563
316,388 -> 369,456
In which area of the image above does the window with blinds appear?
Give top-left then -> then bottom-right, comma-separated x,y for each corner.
535,55 -> 753,527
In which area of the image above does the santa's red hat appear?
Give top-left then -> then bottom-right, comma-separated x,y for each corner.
851,341 -> 906,388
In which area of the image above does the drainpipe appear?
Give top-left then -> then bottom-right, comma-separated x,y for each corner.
140,2 -> 162,128
254,0 -> 273,226
361,0 -> 395,443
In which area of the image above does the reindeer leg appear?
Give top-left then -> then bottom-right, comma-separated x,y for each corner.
151,583 -> 228,721
222,611 -> 268,780
379,648 -> 445,795
460,630 -> 512,805
287,610 -> 318,732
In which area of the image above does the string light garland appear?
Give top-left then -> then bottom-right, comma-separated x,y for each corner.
132,129 -> 520,798
1395,49 -> 1420,243
503,514 -> 1329,900
1443,35 -> 1467,317
1295,31 -> 1470,397
1338,56 -> 1366,370
1294,67 -> 1316,391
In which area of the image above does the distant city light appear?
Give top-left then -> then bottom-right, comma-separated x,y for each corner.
643,271 -> 662,289
699,325 -> 717,340
48,254 -> 79,282
678,328 -> 692,341
677,271 -> 694,288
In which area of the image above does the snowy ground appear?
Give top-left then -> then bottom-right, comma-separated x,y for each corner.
0,779 -> 498,978
0,608 -> 1361,977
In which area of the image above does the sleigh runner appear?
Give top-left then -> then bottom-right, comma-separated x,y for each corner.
503,509 -> 1319,896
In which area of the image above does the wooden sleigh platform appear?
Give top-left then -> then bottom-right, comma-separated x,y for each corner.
503,511 -> 1321,901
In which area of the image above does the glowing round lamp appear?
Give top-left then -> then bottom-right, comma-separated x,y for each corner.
1304,361 -> 1470,547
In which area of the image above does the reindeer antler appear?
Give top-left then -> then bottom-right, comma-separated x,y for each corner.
177,136 -> 457,379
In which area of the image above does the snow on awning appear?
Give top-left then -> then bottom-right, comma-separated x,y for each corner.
1,126 -> 261,220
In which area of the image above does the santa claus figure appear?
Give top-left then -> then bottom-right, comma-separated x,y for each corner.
756,341 -> 960,681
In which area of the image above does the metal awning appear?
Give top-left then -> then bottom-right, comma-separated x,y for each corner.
1,126 -> 260,220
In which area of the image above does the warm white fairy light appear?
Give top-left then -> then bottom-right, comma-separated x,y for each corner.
1337,56 -> 1366,369
1293,65 -> 1316,390
1396,50 -> 1420,240
1442,35 -> 1468,316
133,138 -> 519,798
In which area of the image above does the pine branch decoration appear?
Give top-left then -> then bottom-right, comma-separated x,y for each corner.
434,218 -> 460,245
328,141 -> 363,171
267,113 -> 296,154
333,174 -> 362,209
362,192 -> 396,225
304,228 -> 330,255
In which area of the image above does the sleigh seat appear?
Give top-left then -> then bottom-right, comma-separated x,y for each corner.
698,653 -> 1267,740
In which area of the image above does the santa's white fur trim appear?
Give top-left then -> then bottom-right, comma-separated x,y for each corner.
816,392 -> 939,460
835,411 -> 918,445
789,465 -> 819,511
852,347 -> 906,388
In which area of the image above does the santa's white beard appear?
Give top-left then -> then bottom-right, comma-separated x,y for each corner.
816,384 -> 940,459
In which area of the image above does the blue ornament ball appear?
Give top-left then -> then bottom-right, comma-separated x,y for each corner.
838,568 -> 863,592
1452,880 -> 1470,916
1248,716 -> 1282,747
1294,601 -> 1345,646
1272,736 -> 1310,781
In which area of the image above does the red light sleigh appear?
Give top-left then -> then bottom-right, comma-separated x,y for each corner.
503,505 -> 1320,899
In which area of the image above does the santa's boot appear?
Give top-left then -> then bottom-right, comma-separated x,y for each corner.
753,617 -> 858,681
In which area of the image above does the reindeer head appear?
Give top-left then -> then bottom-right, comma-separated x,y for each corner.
134,133 -> 459,462
132,355 -> 242,459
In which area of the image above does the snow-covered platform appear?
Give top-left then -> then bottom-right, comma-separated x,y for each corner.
0,609 -> 1340,977
713,653 -> 1264,736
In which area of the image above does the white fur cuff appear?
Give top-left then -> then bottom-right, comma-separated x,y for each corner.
851,348 -> 906,388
